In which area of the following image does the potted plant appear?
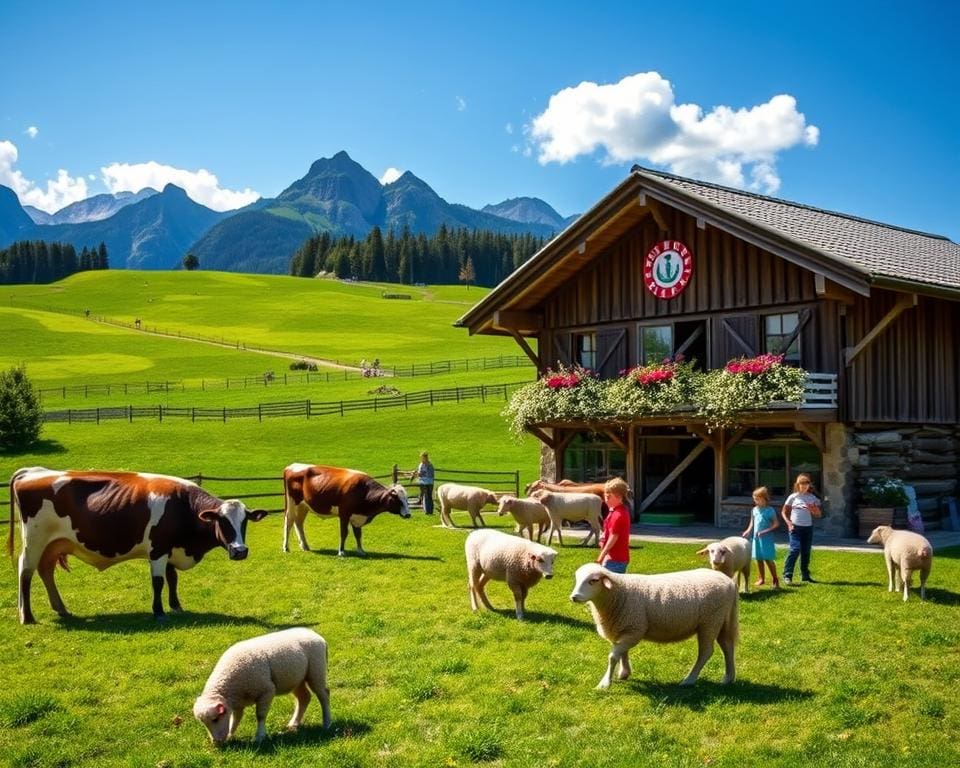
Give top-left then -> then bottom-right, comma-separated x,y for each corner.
858,477 -> 909,536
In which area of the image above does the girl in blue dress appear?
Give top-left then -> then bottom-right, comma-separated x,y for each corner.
742,486 -> 781,588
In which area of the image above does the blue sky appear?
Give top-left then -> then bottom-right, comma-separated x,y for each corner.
2,0 -> 957,240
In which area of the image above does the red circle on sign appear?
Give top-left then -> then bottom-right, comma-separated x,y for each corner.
643,240 -> 694,299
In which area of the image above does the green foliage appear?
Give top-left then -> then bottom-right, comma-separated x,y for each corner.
863,476 -> 909,507
0,239 -> 107,284
181,252 -> 199,271
696,357 -> 807,429
504,357 -> 807,437
0,693 -> 60,727
0,365 -> 43,451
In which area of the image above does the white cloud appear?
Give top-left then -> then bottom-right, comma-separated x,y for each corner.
527,72 -> 819,193
505,122 -> 514,135
25,126 -> 39,139
379,167 -> 403,185
88,173 -> 96,180
0,139 -> 88,213
100,160 -> 259,211
456,96 -> 467,112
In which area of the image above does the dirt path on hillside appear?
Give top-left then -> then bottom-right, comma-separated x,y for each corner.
94,316 -> 391,375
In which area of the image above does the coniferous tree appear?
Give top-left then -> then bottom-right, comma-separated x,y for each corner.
0,365 -> 43,451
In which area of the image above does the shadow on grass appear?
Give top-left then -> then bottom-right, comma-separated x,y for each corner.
739,589 -> 791,602
515,610 -> 595,630
627,679 -> 813,709
825,580 -> 883,587
0,438 -> 68,457
307,548 -> 442,561
219,717 -> 371,752
913,587 -> 960,605
53,611 -> 286,633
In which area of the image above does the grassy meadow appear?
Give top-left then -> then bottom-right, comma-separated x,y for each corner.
1,271 -> 959,767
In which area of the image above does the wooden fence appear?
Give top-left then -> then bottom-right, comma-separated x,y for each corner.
0,467 -> 521,518
41,382 -> 525,424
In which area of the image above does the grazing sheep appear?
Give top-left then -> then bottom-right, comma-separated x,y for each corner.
570,563 -> 739,689
194,627 -> 331,745
530,490 -> 602,547
465,528 -> 558,619
695,536 -> 752,593
438,483 -> 499,529
496,495 -> 551,542
866,525 -> 934,601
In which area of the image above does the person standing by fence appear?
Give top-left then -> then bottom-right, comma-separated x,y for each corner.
410,451 -> 435,515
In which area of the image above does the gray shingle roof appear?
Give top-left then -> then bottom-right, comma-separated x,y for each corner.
636,167 -> 960,292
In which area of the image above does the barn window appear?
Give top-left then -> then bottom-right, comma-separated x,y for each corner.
726,441 -> 821,499
639,325 -> 672,364
764,313 -> 800,364
575,332 -> 597,370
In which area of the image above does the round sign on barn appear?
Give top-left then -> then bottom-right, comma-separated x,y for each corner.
644,240 -> 694,299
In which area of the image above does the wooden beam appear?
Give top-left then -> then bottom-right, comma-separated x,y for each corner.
494,309 -> 542,331
507,329 -> 541,370
714,430 -> 725,526
526,426 -> 556,449
646,197 -> 669,232
578,241 -> 587,255
697,217 -> 706,230
794,421 -> 825,453
725,427 -> 749,452
687,424 -> 718,448
816,273 -> 858,304
639,440 -> 710,514
626,427 -> 637,508
844,293 -> 917,367
602,428 -> 628,453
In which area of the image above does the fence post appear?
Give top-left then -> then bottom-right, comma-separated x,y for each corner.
63,386 -> 66,398
340,401 -> 344,417
96,408 -> 100,424
456,387 -> 461,403
430,390 -> 434,406
68,409 -> 71,424
192,408 -> 196,423
158,406 -> 162,422
223,407 -> 226,422
481,385 -> 486,403
128,406 -> 133,423
197,472 -> 203,487
514,470 -> 520,498
258,403 -> 262,422
392,464 -> 399,485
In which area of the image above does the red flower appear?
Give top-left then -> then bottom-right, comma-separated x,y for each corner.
725,353 -> 784,375
626,362 -> 677,387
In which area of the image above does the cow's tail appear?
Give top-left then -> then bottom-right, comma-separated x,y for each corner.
7,470 -> 20,562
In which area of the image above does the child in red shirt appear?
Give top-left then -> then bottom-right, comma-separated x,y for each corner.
597,477 -> 632,573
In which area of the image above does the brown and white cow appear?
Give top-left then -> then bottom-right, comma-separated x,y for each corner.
282,463 -> 411,556
7,467 -> 267,624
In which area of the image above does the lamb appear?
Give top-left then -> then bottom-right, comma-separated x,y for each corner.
438,483 -> 499,528
193,627 -> 331,745
695,536 -> 752,593
570,563 -> 739,689
866,525 -> 934,601
465,528 -> 558,619
529,489 -> 602,547
496,495 -> 551,542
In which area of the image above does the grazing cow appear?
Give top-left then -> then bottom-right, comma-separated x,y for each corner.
8,467 -> 268,624
282,463 -> 411,556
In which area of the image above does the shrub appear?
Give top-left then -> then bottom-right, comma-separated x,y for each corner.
289,359 -> 319,371
604,357 -> 702,418
697,354 -> 806,430
502,365 -> 606,438
863,477 -> 909,507
0,366 -> 43,452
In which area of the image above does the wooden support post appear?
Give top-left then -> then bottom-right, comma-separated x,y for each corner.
526,426 -> 557,449
844,293 -> 917,366
794,421 -> 825,453
508,329 -> 541,370
714,430 -> 726,526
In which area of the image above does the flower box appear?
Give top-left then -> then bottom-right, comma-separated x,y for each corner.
858,506 -> 908,538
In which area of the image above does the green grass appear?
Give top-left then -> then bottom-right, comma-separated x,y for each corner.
2,271 -> 959,766
1,515 -> 958,767
4,271 -> 515,369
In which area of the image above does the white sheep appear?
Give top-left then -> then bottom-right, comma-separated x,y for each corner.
496,495 -> 551,542
866,525 -> 934,601
193,627 -> 331,745
570,563 -> 739,689
529,489 -> 602,547
438,483 -> 499,529
695,536 -> 752,593
465,528 -> 558,619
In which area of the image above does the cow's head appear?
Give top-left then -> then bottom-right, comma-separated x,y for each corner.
193,696 -> 232,745
388,484 -> 411,519
198,500 -> 268,560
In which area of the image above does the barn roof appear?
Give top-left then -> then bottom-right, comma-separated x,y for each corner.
457,166 -> 960,335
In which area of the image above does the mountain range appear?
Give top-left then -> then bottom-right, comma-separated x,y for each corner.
0,151 -> 576,274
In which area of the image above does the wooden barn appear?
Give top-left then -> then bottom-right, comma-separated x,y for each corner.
456,166 -> 960,535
